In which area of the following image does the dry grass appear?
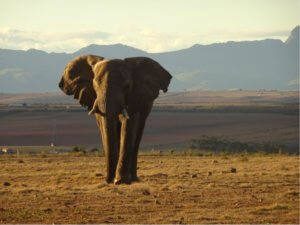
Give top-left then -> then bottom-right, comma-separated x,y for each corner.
0,154 -> 299,223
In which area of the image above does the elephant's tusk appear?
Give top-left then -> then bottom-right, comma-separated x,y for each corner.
88,100 -> 98,115
122,109 -> 130,119
89,102 -> 106,116
88,108 -> 96,115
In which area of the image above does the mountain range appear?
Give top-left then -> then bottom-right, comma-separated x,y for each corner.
0,26 -> 299,93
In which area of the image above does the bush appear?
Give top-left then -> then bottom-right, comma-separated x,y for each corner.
72,146 -> 86,154
190,135 -> 285,154
90,148 -> 99,153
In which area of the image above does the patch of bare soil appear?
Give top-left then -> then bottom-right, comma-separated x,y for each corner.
0,110 -> 298,151
0,154 -> 299,223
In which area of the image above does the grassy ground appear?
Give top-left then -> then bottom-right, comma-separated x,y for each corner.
0,154 -> 299,224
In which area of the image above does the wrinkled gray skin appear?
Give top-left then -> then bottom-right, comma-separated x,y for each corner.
59,55 -> 172,184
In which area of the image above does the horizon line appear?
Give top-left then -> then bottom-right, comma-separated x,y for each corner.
0,37 -> 291,55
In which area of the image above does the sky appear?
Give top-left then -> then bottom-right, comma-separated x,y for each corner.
0,0 -> 299,53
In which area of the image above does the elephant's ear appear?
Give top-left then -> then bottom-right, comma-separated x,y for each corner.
124,57 -> 172,100
59,55 -> 104,110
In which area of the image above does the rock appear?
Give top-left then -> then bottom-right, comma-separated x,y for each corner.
3,182 -> 11,186
207,171 -> 212,176
191,174 -> 197,178
95,173 -> 103,177
231,168 -> 237,173
142,189 -> 151,195
212,160 -> 218,164
43,208 -> 52,212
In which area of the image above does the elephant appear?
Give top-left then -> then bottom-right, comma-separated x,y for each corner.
59,55 -> 172,184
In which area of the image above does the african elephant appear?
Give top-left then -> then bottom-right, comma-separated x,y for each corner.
59,55 -> 172,184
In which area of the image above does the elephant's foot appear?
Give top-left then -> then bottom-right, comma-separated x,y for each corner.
114,173 -> 132,185
131,176 -> 140,183
105,176 -> 114,184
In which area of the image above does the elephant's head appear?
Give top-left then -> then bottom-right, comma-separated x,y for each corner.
59,55 -> 172,118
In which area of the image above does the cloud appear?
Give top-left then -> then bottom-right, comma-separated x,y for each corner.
0,68 -> 23,77
205,28 -> 291,42
287,78 -> 299,86
0,27 -> 193,53
0,67 -> 29,83
0,28 -> 111,53
0,27 -> 292,53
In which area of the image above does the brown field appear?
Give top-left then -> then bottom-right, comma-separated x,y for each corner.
1,90 -> 298,152
0,109 -> 298,152
0,154 -> 299,224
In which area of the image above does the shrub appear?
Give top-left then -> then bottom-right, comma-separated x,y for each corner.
190,135 -> 285,154
90,148 -> 98,153
72,146 -> 86,154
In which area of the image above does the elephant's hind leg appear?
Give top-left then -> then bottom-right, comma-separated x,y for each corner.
131,114 -> 148,182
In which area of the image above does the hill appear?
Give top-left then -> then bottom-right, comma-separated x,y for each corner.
0,26 -> 298,93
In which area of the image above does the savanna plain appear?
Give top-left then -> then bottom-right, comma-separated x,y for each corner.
0,91 -> 299,223
0,154 -> 299,224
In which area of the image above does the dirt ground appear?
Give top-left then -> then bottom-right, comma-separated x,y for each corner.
0,110 -> 298,151
0,154 -> 299,224
1,90 -> 298,151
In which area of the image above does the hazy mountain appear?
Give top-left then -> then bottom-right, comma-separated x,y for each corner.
0,26 -> 298,93
74,43 -> 148,58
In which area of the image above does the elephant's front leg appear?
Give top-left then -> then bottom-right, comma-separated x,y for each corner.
95,115 -> 119,183
114,114 -> 139,184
